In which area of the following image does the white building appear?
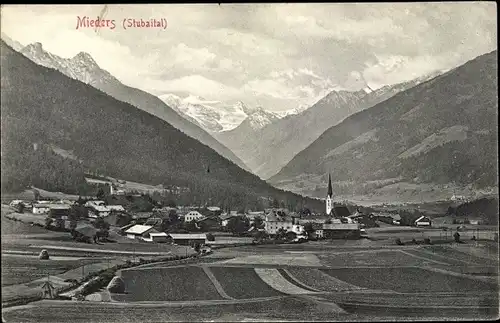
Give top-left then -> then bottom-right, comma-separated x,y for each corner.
107,205 -> 125,212
264,209 -> 295,235
184,211 -> 204,222
33,204 -> 51,214
124,225 -> 158,240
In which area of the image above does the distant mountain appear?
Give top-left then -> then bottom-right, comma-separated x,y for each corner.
159,93 -> 304,133
216,73 -> 441,179
269,51 -> 498,196
0,41 -> 323,212
0,33 -> 23,51
17,41 -> 249,171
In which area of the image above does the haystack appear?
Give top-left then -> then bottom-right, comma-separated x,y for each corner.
39,249 -> 50,260
107,276 -> 126,293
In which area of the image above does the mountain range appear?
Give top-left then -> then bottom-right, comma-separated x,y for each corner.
0,40 -> 323,212
269,50 -> 498,198
215,72 -> 442,179
160,93 -> 306,133
15,39 -> 249,171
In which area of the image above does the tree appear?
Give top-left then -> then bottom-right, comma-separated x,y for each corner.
285,231 -> 297,241
55,218 -> 65,230
275,228 -> 287,241
96,187 -> 105,200
253,216 -> 264,229
303,222 -> 315,238
206,233 -> 215,241
165,200 -> 177,208
253,230 -> 269,243
44,217 -> 54,229
16,203 -> 25,214
227,216 -> 250,236
183,220 -> 198,232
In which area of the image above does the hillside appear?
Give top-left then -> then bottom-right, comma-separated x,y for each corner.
216,73 -> 440,179
17,41 -> 248,171
0,41 -> 323,212
269,51 -> 498,198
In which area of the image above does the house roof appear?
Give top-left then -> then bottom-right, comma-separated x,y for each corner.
93,205 -> 110,212
220,214 -> 238,220
33,204 -> 51,208
168,233 -> 206,240
107,205 -> 125,211
125,225 -> 155,235
149,232 -> 168,237
207,206 -> 221,211
414,216 -> 429,223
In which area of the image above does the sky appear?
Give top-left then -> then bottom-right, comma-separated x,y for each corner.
1,3 -> 497,112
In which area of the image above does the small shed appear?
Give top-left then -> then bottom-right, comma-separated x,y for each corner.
414,216 -> 432,227
168,233 -> 206,246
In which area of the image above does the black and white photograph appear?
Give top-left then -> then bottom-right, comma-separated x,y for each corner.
0,3 -> 498,322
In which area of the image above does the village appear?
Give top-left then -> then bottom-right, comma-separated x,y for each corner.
4,173 -> 445,253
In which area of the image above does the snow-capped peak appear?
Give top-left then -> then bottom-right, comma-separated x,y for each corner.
20,41 -> 117,87
72,51 -> 98,67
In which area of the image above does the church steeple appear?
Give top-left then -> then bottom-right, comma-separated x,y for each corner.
326,173 -> 333,215
327,173 -> 333,198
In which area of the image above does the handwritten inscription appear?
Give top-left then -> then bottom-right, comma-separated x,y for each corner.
76,16 -> 167,30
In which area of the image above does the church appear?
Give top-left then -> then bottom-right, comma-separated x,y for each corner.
326,173 -> 334,215
325,174 -> 351,218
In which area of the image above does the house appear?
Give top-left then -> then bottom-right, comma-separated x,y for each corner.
168,233 -> 206,246
312,223 -> 324,239
143,232 -> 169,243
49,205 -> 71,220
184,211 -> 204,222
207,206 -> 221,212
131,212 -> 153,224
107,205 -> 125,212
414,216 -> 432,227
196,216 -> 221,231
322,223 -> 361,239
291,224 -> 305,235
124,225 -> 159,240
88,205 -> 111,218
85,200 -> 106,208
264,209 -> 298,235
33,204 -> 51,214
246,211 -> 265,224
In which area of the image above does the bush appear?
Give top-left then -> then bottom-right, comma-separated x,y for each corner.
423,237 -> 431,245
395,238 -> 404,245
107,276 -> 126,293
39,249 -> 50,260
206,233 -> 215,241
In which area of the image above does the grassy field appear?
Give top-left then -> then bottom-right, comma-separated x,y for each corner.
1,255 -> 101,286
285,268 -> 363,292
209,266 -> 284,299
113,266 -> 224,302
2,296 -> 363,322
320,267 -> 498,293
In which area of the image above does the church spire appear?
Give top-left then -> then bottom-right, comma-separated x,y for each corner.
327,173 -> 333,197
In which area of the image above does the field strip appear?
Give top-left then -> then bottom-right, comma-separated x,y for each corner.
314,270 -> 366,291
298,294 -> 347,313
286,248 -> 418,255
33,296 -> 286,307
201,266 -> 235,300
254,268 -> 318,295
398,250 -> 449,265
29,245 -> 173,256
413,248 -> 480,265
279,269 -> 322,292
419,266 -> 498,283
